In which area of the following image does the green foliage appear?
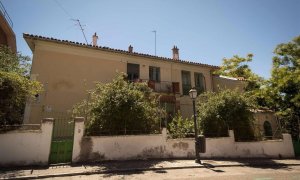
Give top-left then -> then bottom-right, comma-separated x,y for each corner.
267,35 -> 300,139
0,45 -> 31,76
215,54 -> 264,92
0,72 -> 42,125
0,45 -> 42,125
73,73 -> 161,135
168,112 -> 194,138
197,90 -> 256,141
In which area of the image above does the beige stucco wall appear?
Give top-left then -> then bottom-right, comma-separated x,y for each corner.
25,39 -> 215,123
254,111 -> 280,137
212,76 -> 246,92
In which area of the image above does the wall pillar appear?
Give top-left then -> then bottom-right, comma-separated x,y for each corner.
40,118 -> 54,165
72,117 -> 85,163
282,133 -> 295,158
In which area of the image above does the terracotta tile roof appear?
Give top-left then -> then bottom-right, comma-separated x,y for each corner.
23,33 -> 219,69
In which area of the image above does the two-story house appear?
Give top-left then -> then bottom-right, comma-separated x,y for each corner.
22,33 -> 246,126
23,33 -> 280,139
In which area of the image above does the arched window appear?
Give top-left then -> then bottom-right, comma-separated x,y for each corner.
263,121 -> 273,137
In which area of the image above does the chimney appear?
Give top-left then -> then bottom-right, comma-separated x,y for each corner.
92,32 -> 98,46
128,45 -> 133,53
172,46 -> 179,60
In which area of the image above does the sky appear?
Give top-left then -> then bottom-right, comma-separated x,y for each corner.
2,0 -> 300,78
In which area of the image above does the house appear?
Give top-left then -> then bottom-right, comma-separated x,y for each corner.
23,33 -> 220,123
22,33 -> 279,138
0,1 -> 16,52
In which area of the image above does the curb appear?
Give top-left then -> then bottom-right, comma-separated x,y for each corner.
4,162 -> 300,179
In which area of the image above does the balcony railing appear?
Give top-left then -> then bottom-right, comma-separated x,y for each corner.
134,79 -> 180,94
0,2 -> 13,28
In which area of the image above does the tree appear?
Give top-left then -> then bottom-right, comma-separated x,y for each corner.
0,45 -> 42,125
215,54 -> 264,92
0,45 -> 31,76
73,73 -> 161,135
197,90 -> 256,141
268,35 -> 300,140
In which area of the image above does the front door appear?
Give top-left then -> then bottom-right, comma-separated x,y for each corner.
49,117 -> 75,164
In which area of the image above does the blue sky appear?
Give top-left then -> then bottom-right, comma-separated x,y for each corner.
2,0 -> 300,78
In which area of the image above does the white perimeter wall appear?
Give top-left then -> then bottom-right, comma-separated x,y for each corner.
72,120 -> 295,162
0,119 -> 53,166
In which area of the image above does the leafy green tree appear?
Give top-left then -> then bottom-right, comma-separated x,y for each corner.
215,54 -> 264,92
267,35 -> 300,139
0,45 -> 42,125
0,45 -> 31,76
168,111 -> 194,138
73,73 -> 161,135
197,90 -> 256,141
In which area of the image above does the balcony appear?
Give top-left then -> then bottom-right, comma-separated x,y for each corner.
137,79 -> 180,94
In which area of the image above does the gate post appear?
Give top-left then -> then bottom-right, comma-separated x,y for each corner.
72,117 -> 85,163
42,118 -> 54,165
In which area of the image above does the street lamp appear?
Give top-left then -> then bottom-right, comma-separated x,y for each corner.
189,88 -> 201,164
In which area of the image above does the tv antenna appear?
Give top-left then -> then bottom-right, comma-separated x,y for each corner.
72,19 -> 89,45
152,30 -> 157,56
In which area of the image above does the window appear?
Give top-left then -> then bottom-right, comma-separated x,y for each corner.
194,73 -> 206,94
181,71 -> 191,95
127,63 -> 140,81
149,66 -> 160,82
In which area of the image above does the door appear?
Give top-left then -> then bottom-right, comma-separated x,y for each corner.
49,117 -> 75,164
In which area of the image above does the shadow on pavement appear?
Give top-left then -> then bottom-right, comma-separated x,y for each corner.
0,165 -> 49,179
217,158 -> 291,170
202,162 -> 225,173
89,159 -> 173,177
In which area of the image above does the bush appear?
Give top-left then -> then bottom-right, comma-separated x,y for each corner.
197,90 -> 256,141
73,73 -> 161,135
168,112 -> 194,138
0,72 -> 42,125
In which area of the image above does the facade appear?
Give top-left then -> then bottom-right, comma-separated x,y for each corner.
23,33 -> 278,139
212,75 -> 246,92
23,33 -> 224,124
0,2 -> 16,52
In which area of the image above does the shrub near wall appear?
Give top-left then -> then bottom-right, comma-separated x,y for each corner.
168,112 -> 194,138
197,90 -> 256,141
73,73 -> 162,136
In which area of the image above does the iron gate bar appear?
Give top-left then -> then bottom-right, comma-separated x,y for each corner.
49,117 -> 75,164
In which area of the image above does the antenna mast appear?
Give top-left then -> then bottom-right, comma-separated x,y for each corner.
72,19 -> 89,44
152,30 -> 157,56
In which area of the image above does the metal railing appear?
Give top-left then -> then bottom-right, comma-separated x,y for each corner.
0,1 -> 13,28
132,79 -> 180,94
0,124 -> 41,133
147,80 -> 173,93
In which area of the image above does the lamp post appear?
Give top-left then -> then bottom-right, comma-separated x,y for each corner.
189,88 -> 201,164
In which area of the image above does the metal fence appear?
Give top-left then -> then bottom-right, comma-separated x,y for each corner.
87,128 -> 162,136
0,124 -> 41,133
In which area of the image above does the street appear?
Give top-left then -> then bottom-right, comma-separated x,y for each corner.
44,165 -> 300,180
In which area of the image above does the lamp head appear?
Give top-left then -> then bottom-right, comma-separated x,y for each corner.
189,88 -> 197,99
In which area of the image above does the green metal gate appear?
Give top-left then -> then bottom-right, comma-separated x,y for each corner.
293,140 -> 300,157
49,117 -> 75,164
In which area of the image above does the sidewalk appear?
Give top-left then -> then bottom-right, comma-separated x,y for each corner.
1,159 -> 300,179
